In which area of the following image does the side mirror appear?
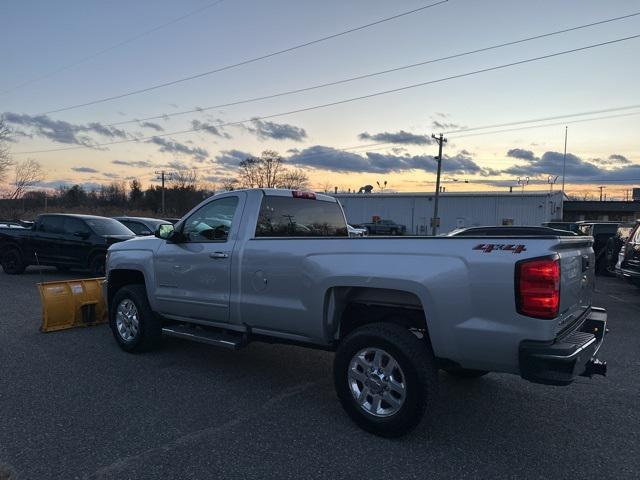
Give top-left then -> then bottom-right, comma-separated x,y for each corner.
155,224 -> 175,240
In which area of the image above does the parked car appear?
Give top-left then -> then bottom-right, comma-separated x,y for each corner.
448,226 -> 578,237
114,216 -> 173,236
360,219 -> 407,235
0,214 -> 135,275
605,222 -> 637,275
106,188 -> 607,437
619,221 -> 640,286
541,221 -> 580,233
347,224 -> 368,237
576,222 -> 620,274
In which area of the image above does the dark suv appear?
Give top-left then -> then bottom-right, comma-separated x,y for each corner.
605,222 -> 637,276
576,222 -> 620,274
619,222 -> 640,286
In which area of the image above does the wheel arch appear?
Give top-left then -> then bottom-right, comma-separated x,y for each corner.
325,285 -> 435,347
107,269 -> 147,309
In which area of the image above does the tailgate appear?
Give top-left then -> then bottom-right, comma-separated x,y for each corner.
556,238 -> 594,332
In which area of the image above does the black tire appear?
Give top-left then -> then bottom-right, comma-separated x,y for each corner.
334,322 -> 438,437
1,248 -> 26,275
89,254 -> 106,277
442,368 -> 489,379
109,284 -> 162,353
390,229 -> 397,236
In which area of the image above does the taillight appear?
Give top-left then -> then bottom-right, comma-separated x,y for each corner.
292,191 -> 316,200
516,257 -> 560,319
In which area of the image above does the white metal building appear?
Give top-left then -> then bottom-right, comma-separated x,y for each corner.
333,191 -> 564,235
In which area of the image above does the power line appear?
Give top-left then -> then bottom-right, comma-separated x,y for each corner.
67,11 -> 640,131
13,33 -> 640,155
40,1 -> 449,115
0,0 -> 228,96
445,103 -> 640,135
449,110 -> 640,138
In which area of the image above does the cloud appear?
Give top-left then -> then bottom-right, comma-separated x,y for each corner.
504,151 -> 601,178
431,120 -> 463,130
71,167 -> 99,173
287,146 -> 489,175
213,149 -> 253,167
2,112 -> 129,146
592,154 -> 631,166
112,159 -> 153,168
140,121 -> 164,132
507,148 -> 536,161
246,119 -> 307,141
147,136 -> 208,162
35,179 -> 102,191
192,120 -> 231,138
501,148 -> 640,184
358,130 -> 432,145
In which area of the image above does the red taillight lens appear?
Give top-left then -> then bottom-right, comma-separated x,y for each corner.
292,190 -> 316,200
516,258 -> 560,319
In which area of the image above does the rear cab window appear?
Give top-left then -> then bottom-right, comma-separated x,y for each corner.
255,194 -> 348,237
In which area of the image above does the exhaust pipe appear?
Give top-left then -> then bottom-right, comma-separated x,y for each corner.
581,359 -> 607,378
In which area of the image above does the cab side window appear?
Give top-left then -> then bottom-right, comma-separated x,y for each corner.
182,197 -> 239,242
38,216 -> 64,234
63,218 -> 91,236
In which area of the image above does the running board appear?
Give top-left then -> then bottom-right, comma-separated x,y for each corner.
162,325 -> 245,350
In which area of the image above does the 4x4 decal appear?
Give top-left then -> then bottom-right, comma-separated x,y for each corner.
473,243 -> 527,254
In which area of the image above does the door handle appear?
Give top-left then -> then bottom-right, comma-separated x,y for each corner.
210,252 -> 229,259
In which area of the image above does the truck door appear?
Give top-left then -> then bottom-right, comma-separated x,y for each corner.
33,216 -> 65,263
60,217 -> 93,267
154,194 -> 244,323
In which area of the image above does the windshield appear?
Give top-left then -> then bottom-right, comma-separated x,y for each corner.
85,218 -> 134,236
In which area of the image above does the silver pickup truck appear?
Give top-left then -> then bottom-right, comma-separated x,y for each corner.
105,188 -> 607,437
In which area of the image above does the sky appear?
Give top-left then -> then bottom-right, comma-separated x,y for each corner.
1,0 -> 639,199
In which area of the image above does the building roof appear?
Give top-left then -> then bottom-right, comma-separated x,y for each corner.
332,190 -> 563,199
564,201 -> 640,212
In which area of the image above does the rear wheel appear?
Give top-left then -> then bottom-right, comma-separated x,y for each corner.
1,248 -> 26,275
334,322 -> 438,437
109,284 -> 162,353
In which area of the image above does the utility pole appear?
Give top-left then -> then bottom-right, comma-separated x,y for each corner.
155,170 -> 172,215
598,185 -> 606,201
431,133 -> 447,236
561,126 -> 568,195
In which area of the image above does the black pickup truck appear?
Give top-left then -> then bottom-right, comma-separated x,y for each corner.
0,214 -> 134,275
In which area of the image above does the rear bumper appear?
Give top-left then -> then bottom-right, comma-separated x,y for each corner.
519,307 -> 607,386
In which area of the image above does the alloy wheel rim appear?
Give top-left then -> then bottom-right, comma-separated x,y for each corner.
116,299 -> 139,342
348,347 -> 406,417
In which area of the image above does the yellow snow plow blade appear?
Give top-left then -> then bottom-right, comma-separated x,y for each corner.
38,278 -> 107,332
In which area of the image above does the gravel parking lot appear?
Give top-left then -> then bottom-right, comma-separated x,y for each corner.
1,268 -> 639,479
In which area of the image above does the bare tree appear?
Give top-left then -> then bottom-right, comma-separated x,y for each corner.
259,150 -> 283,188
237,150 -> 284,188
0,119 -> 13,183
171,168 -> 198,189
9,159 -> 43,199
278,168 -> 309,190
221,177 -> 239,191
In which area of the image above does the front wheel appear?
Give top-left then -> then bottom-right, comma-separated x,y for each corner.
334,323 -> 438,437
109,284 -> 162,353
